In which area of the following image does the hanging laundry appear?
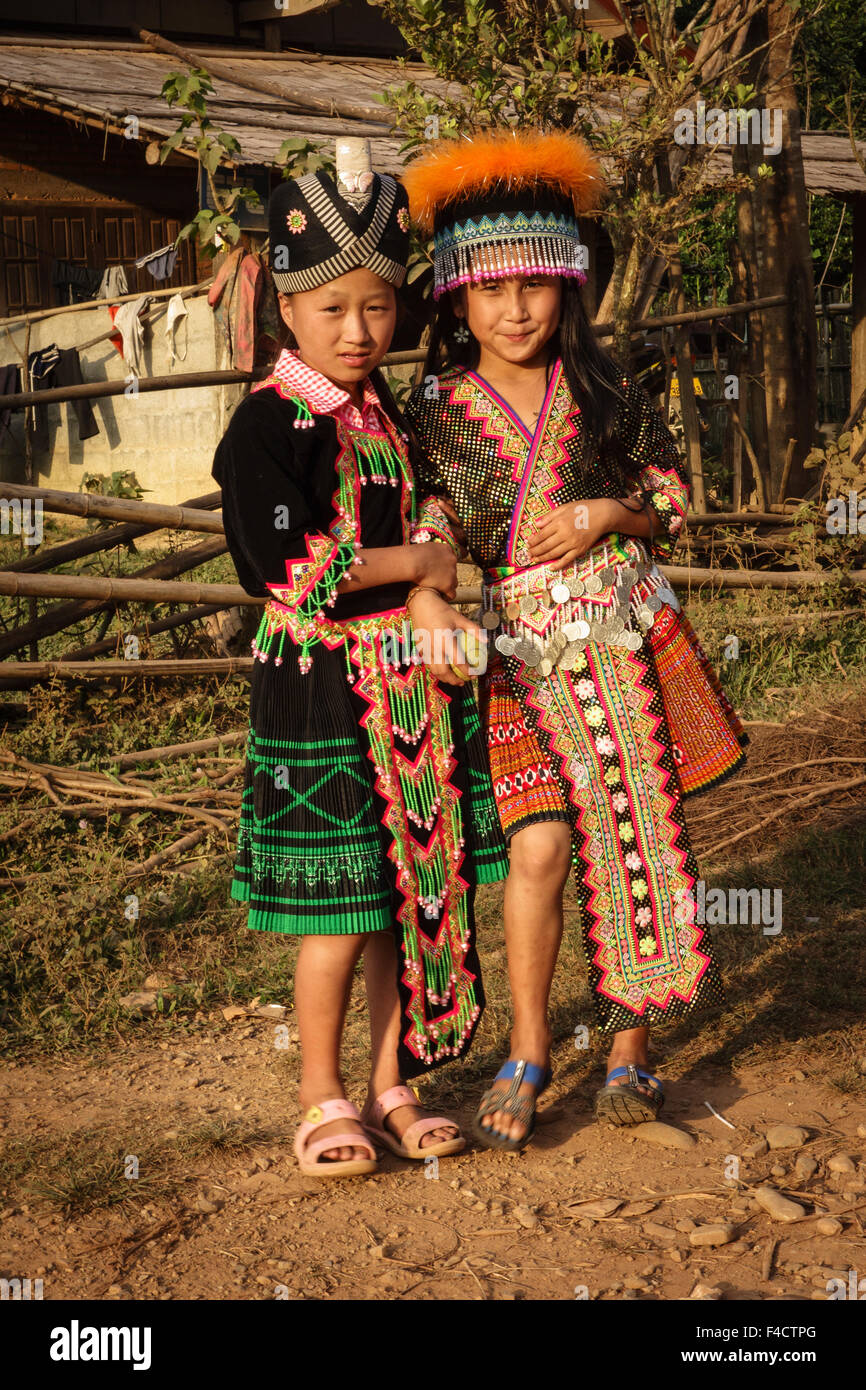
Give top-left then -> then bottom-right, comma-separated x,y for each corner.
51,259 -> 103,305
27,345 -> 99,453
97,265 -> 129,299
207,247 -> 265,373
255,262 -> 281,367
135,244 -> 179,282
234,252 -> 264,374
0,362 -> 21,440
207,245 -> 244,367
165,293 -> 188,368
108,297 -> 151,377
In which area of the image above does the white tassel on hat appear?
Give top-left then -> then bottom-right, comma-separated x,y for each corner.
336,138 -> 375,208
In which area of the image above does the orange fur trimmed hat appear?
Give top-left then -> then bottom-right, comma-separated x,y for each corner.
402,129 -> 605,298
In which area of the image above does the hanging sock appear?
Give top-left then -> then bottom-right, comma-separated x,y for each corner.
165,293 -> 188,368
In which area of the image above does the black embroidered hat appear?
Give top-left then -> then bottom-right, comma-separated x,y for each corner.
269,138 -> 410,294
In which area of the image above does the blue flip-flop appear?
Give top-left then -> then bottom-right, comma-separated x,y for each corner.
594,1064 -> 664,1126
472,1059 -> 553,1151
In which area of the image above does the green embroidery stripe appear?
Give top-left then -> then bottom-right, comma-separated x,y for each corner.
249,735 -> 362,750
231,878 -> 393,935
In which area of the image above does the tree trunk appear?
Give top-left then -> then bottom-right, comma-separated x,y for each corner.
736,1 -> 818,501
851,194 -> 866,463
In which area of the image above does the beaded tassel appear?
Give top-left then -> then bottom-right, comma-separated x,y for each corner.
352,434 -> 407,489
288,395 -> 314,430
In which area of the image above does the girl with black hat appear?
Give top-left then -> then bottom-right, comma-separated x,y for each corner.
212,140 -> 508,1178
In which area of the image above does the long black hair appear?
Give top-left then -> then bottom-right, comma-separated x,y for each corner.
422,275 -> 626,464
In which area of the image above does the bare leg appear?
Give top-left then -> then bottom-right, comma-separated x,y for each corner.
360,928 -> 458,1147
480,821 -> 572,1143
295,933 -> 370,1162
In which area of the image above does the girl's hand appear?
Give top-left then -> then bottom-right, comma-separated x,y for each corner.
411,541 -> 457,599
407,591 -> 486,686
526,498 -> 618,571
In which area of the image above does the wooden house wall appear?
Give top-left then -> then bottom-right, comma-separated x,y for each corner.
0,104 -> 199,317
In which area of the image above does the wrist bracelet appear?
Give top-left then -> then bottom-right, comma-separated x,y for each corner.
406,584 -> 443,609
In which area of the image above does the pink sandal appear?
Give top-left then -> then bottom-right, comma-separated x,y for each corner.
294,1099 -> 378,1179
363,1085 -> 466,1160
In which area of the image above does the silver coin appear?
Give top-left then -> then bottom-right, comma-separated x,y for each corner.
645,594 -> 663,613
610,630 -> 630,647
589,620 -> 606,641
615,584 -> 632,604
522,645 -> 541,668
568,577 -> 585,598
560,643 -> 579,669
520,596 -> 537,617
637,609 -> 653,631
538,657 -> 554,677
565,619 -> 591,640
626,630 -> 643,650
619,566 -> 638,585
584,575 -> 603,596
599,566 -> 615,585
606,615 -> 625,636
655,585 -> 675,605
495,635 -> 515,656
550,582 -> 571,604
482,610 -> 500,629
505,600 -> 521,620
550,629 -> 567,653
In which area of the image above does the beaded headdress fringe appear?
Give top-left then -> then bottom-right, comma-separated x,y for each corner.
433,230 -> 587,299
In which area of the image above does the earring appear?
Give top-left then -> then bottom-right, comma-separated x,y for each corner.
453,321 -> 470,344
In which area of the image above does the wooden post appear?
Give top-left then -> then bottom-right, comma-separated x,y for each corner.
851,194 -> 866,465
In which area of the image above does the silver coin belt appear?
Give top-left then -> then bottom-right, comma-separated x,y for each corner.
481,540 -> 680,677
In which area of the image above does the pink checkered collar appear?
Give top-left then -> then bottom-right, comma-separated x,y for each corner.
264,348 -> 384,429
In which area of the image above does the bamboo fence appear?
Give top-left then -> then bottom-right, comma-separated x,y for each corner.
1,288 -> 863,687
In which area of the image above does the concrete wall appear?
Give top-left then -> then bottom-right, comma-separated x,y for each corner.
0,292 -> 248,507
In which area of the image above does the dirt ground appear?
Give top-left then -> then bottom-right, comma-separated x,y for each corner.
2,687 -> 866,1303
2,1026 -> 866,1301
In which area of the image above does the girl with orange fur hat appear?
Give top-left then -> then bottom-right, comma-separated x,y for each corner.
401,130 -> 747,1149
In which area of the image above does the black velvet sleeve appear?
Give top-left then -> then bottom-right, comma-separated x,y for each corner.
212,391 -> 357,610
